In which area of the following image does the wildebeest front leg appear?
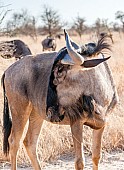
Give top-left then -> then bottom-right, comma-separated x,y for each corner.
71,120 -> 84,170
92,127 -> 104,170
23,110 -> 43,170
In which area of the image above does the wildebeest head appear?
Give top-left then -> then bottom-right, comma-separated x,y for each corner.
50,30 -> 114,122
12,40 -> 32,59
62,30 -> 110,65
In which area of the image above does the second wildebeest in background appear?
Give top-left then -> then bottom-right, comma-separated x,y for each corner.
41,36 -> 56,51
0,39 -> 32,60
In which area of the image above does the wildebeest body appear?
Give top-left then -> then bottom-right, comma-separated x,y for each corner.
4,48 -> 117,127
2,30 -> 118,170
5,52 -> 57,116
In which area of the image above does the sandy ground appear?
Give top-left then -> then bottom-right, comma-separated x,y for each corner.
1,151 -> 124,170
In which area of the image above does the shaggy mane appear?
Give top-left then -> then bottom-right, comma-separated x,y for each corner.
81,35 -> 111,57
63,95 -> 95,123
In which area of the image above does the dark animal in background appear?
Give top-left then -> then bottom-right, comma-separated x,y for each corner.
55,33 -> 63,39
2,30 -> 118,170
0,39 -> 32,60
100,32 -> 114,44
41,37 -> 56,51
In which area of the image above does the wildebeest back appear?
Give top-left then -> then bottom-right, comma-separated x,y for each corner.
4,52 -> 57,116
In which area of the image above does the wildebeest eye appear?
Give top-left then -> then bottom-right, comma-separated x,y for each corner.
57,72 -> 63,77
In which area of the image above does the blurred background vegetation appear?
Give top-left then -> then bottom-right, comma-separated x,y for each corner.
1,2 -> 124,40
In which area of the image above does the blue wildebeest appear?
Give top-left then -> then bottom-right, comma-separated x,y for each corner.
41,36 -> 56,51
1,30 -> 118,170
0,39 -> 32,60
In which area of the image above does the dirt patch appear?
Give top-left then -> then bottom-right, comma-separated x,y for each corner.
1,151 -> 124,170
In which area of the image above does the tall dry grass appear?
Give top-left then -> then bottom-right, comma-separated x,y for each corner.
0,33 -> 124,168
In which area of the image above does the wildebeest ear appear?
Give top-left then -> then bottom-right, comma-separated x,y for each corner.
61,54 -> 75,65
82,56 -> 110,68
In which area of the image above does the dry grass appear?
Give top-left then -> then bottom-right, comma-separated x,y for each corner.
0,32 -> 124,168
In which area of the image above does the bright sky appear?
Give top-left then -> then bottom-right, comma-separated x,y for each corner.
2,0 -> 124,26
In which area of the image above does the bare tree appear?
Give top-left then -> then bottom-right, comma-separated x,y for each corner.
0,4 -> 11,24
115,11 -> 124,32
112,22 -> 120,32
40,5 -> 63,37
6,9 -> 29,35
94,18 -> 103,36
93,18 -> 114,43
72,16 -> 86,38
0,3 -> 11,35
6,9 -> 37,38
102,19 -> 114,43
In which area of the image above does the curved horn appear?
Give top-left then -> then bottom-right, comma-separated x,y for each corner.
82,56 -> 111,68
64,29 -> 84,65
